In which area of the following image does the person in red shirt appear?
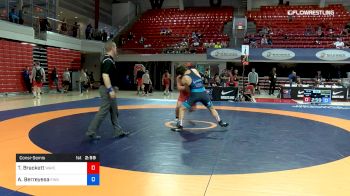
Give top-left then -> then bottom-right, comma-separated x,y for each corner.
162,70 -> 171,95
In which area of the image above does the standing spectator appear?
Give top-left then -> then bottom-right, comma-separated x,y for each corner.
268,67 -> 277,95
31,61 -> 45,99
314,70 -> 323,86
72,22 -> 79,38
62,68 -> 70,93
60,19 -> 68,35
102,30 -> 108,42
142,70 -> 152,96
51,67 -> 61,92
288,70 -> 297,86
162,70 -> 171,95
248,68 -> 259,93
79,68 -> 89,93
85,24 -> 92,39
22,66 -> 32,93
220,69 -> 229,87
213,73 -> 221,86
136,67 -> 145,95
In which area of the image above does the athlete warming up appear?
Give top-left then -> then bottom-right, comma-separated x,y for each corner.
172,65 -> 229,131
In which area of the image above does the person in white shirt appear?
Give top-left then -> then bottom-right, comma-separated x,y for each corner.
334,38 -> 345,49
142,70 -> 152,96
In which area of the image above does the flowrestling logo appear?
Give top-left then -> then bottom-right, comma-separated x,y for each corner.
262,49 -> 295,60
209,49 -> 241,60
287,10 -> 334,16
315,49 -> 350,61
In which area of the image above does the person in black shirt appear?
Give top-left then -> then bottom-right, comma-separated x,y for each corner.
268,67 -> 277,95
86,41 -> 129,140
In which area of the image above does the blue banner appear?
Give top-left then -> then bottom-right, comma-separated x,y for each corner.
207,48 -> 350,61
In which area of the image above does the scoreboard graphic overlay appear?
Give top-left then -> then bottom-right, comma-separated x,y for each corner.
16,154 -> 100,186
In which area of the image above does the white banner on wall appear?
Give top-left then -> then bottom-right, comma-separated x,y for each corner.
287,10 -> 334,16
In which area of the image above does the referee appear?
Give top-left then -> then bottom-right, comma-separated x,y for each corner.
86,41 -> 129,140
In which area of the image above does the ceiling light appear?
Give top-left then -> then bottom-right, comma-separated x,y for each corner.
74,16 -> 78,19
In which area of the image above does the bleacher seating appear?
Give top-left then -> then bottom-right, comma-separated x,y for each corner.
246,4 -> 350,48
0,40 -> 33,93
121,7 -> 233,54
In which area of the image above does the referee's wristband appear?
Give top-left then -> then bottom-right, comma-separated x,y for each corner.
106,87 -> 113,93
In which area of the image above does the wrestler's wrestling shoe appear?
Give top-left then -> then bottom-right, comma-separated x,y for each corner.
171,125 -> 183,132
218,120 -> 229,127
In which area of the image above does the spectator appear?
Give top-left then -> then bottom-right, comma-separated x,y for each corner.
267,36 -> 273,45
248,68 -> 259,89
9,8 -> 19,23
22,66 -> 32,93
296,77 -> 303,87
142,70 -> 152,96
85,24 -> 92,39
79,68 -> 89,93
334,38 -> 345,49
220,69 -> 229,87
127,32 -> 134,40
139,35 -> 145,45
213,73 -> 221,86
72,22 -> 79,38
314,70 -> 323,86
62,68 -> 70,93
102,30 -> 108,42
160,28 -> 166,35
268,67 -> 277,95
288,71 -> 297,86
31,61 -> 45,99
261,35 -> 268,45
39,18 -> 51,32
60,19 -> 68,35
51,67 -> 61,92
214,42 -> 222,48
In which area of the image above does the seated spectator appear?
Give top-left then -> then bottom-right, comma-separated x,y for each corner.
196,31 -> 202,39
296,77 -> 303,87
209,40 -> 215,48
341,28 -> 348,36
315,39 -> 321,45
221,41 -> 228,48
249,35 -> 257,48
160,28 -> 166,35
261,35 -> 268,45
127,31 -> 134,40
283,34 -> 289,40
243,35 -> 250,44
214,42 -> 222,48
333,38 -> 345,49
166,28 -> 172,35
9,8 -> 19,23
267,36 -> 273,45
139,35 -> 145,44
